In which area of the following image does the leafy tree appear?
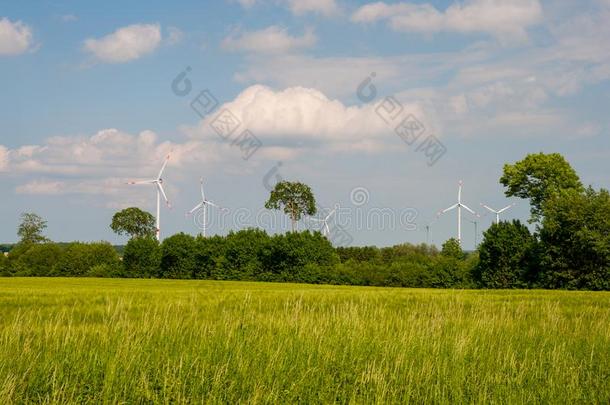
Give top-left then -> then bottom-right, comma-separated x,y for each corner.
475,220 -> 537,289
500,153 -> 583,223
159,233 -> 197,279
13,243 -> 63,276
265,181 -> 317,231
193,235 -> 226,279
538,187 -> 610,290
17,212 -> 49,244
123,237 -> 161,278
53,242 -> 121,277
441,238 -> 463,259
0,253 -> 9,276
111,208 -> 156,239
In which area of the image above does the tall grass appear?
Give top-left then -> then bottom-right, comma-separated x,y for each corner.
0,278 -> 609,403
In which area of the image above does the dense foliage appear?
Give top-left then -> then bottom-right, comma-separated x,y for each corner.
111,207 -> 157,239
265,181 -> 317,231
2,152 -> 609,290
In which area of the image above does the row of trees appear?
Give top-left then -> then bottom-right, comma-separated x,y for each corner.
2,152 -> 608,290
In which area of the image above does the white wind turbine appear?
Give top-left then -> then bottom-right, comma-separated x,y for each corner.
310,204 -> 339,237
437,180 -> 478,245
127,153 -> 171,241
187,178 -> 225,237
480,203 -> 516,224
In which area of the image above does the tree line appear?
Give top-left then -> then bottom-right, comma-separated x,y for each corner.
1,152 -> 609,290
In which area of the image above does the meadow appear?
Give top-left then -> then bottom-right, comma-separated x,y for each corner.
0,278 -> 609,404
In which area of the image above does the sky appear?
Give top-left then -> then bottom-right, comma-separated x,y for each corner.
1,0 -> 609,248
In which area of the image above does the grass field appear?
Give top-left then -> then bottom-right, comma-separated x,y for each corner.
1,278 -> 609,404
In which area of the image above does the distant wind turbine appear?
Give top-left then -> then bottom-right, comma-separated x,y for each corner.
437,180 -> 478,245
127,153 -> 171,241
310,204 -> 339,237
187,178 -> 225,237
480,203 -> 516,224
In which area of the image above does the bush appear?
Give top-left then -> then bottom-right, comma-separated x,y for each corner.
13,243 -> 63,276
53,242 -> 121,277
123,237 -> 161,278
160,233 -> 197,279
0,253 -> 9,277
475,220 -> 537,289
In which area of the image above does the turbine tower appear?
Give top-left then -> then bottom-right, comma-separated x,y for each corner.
127,153 -> 171,241
187,178 -> 224,237
437,180 -> 477,245
480,203 -> 516,224
309,204 -> 339,237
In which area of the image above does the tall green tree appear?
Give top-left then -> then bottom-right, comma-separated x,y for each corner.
441,238 -> 463,259
123,236 -> 161,278
500,153 -> 583,223
17,212 -> 49,244
265,181 -> 317,232
475,220 -> 537,289
539,187 -> 610,290
111,208 -> 156,239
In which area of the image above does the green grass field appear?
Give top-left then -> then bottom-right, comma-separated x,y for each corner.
1,278 -> 609,404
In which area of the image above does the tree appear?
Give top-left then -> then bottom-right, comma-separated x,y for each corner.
123,236 -> 161,278
500,153 -> 583,223
265,181 -> 317,232
17,212 -> 49,244
159,233 -> 197,279
13,243 -> 63,276
111,208 -> 156,239
53,242 -> 121,277
441,238 -> 463,259
475,220 -> 537,289
538,187 -> 610,290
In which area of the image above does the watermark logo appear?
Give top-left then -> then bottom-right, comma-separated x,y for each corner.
356,74 -> 447,166
171,67 -> 261,160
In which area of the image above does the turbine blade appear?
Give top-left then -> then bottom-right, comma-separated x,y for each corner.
188,202 -> 204,215
481,204 -> 497,213
441,203 -> 459,214
498,203 -> 515,213
200,178 -> 206,200
461,204 -> 476,215
158,153 -> 171,179
325,209 -> 337,221
127,180 -> 156,185
157,183 -> 171,208
458,180 -> 463,202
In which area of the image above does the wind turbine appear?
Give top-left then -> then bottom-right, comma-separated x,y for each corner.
465,218 -> 479,248
437,180 -> 477,245
310,204 -> 339,237
422,217 -> 437,245
480,203 -> 516,224
127,153 -> 171,241
187,178 -> 225,237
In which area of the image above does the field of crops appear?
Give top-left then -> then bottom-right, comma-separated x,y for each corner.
0,278 -> 609,403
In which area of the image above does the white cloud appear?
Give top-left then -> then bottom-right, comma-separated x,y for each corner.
0,17 -> 34,56
351,0 -> 543,42
285,0 -> 339,16
222,26 -> 316,54
83,23 -> 162,63
234,0 -> 339,16
16,180 -> 65,195
0,145 -> 8,171
166,26 -> 184,45
195,85 -> 429,152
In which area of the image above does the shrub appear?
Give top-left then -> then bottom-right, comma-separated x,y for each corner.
13,243 -> 63,276
160,233 -> 197,279
53,242 -> 121,277
123,237 -> 161,278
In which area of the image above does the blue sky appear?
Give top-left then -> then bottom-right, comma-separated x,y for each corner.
1,0 -> 609,248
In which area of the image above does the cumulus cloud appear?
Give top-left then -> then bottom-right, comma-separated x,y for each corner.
222,26 -> 316,54
233,0 -> 339,16
83,23 -> 162,63
351,0 -> 543,42
0,17 -> 34,55
0,145 -> 8,171
195,85 -> 430,152
285,0 -> 339,16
